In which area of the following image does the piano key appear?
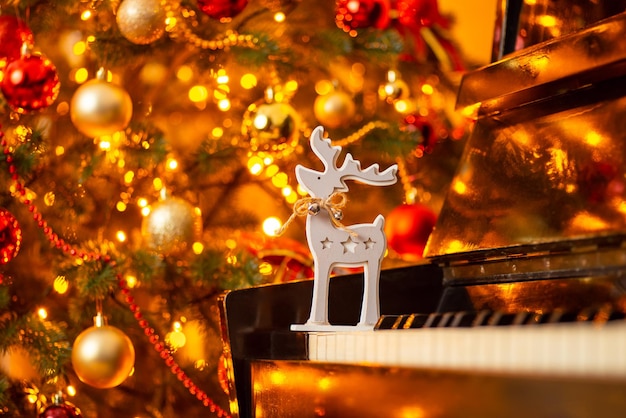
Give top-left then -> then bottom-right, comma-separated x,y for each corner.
306,320 -> 626,378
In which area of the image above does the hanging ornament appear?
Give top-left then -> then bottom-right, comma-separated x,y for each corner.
197,0 -> 249,20
0,49 -> 60,113
385,203 -> 437,261
70,68 -> 133,138
71,313 -> 135,389
116,0 -> 167,45
314,88 -> 356,129
335,0 -> 391,32
38,392 -> 82,418
395,0 -> 449,31
240,231 -> 313,283
0,209 -> 22,264
141,195 -> 202,256
0,15 -> 34,64
378,70 -> 410,104
241,88 -> 300,158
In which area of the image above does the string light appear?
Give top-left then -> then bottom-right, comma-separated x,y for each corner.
53,276 -> 69,294
37,308 -> 48,320
262,217 -> 282,237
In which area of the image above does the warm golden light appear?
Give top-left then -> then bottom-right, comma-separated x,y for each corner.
54,276 -> 69,294
116,201 -> 127,212
247,156 -> 264,175
137,198 -> 148,207
452,180 -> 467,195
166,328 -> 187,349
285,191 -> 297,204
189,85 -> 208,102
192,242 -> 204,254
259,262 -> 273,275
66,385 -> 77,396
285,80 -> 298,93
281,186 -> 292,197
262,217 -> 282,236
274,12 -> 286,22
44,191 -> 55,207
240,73 -> 257,89
80,10 -> 92,20
265,164 -> 279,177
124,170 -> 134,184
271,172 -> 289,188
37,308 -> 47,320
55,146 -> 65,156
177,65 -> 193,82
217,98 -> 231,111
421,83 -> 434,95
269,370 -> 287,385
74,67 -> 89,83
315,79 -> 334,96
166,157 -> 178,170
125,274 -> 138,288
537,14 -> 557,27
73,41 -> 87,56
116,230 -> 127,242
584,131 -> 603,146
153,177 -> 163,191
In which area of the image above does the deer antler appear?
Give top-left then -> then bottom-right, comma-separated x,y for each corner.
309,126 -> 342,171
338,153 -> 398,187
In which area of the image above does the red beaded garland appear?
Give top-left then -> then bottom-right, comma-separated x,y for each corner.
0,127 -> 231,418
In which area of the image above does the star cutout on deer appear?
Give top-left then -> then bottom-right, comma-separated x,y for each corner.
341,236 -> 358,254
290,126 -> 398,331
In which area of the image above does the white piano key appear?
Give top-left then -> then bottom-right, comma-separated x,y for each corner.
306,320 -> 626,378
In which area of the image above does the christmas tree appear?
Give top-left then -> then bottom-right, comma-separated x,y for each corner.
0,0 -> 472,416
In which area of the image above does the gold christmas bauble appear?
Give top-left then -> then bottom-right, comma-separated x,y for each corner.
70,77 -> 133,138
242,100 -> 300,157
313,91 -> 356,129
378,78 -> 410,103
141,196 -> 202,256
71,322 -> 135,389
116,0 -> 167,45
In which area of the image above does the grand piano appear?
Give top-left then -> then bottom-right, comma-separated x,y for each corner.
218,8 -> 626,418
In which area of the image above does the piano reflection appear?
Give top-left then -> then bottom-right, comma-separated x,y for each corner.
219,10 -> 626,418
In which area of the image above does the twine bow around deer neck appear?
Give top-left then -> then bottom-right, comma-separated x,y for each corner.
275,192 -> 357,237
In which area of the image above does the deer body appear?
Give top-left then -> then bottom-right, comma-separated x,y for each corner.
291,126 -> 397,331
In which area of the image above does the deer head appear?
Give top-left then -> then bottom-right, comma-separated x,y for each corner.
296,126 -> 398,198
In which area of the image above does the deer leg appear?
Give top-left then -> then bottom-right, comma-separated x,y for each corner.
306,261 -> 332,325
358,259 -> 382,327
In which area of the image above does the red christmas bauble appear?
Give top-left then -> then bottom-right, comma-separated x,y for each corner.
197,0 -> 249,19
0,209 -> 22,264
335,0 -> 391,32
38,401 -> 83,418
0,16 -> 34,63
403,113 -> 439,154
385,203 -> 437,260
1,53 -> 60,113
395,0 -> 449,30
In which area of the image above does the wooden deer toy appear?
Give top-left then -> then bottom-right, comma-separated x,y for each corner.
291,126 -> 398,331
